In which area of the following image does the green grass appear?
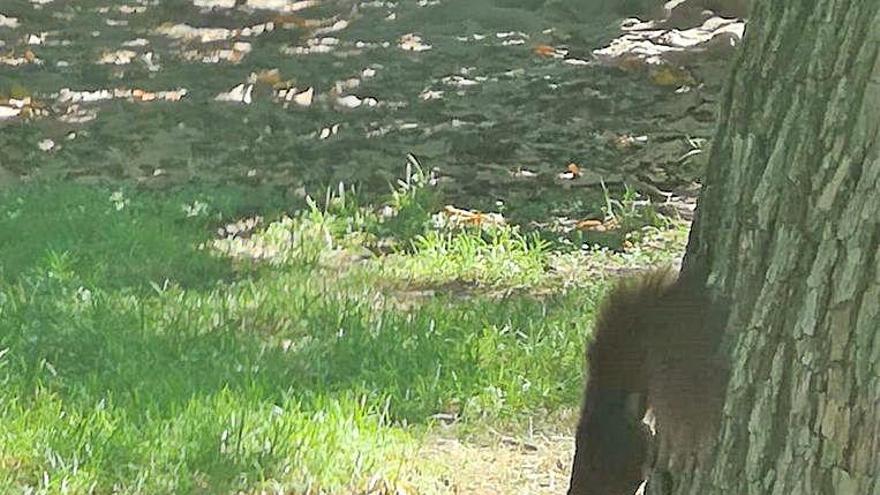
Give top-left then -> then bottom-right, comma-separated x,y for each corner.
0,183 -> 292,290
0,177 -> 686,493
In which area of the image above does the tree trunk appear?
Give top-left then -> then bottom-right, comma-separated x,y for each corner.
658,2 -> 880,494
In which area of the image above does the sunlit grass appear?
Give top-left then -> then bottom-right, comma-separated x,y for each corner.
0,175 -> 686,493
385,226 -> 550,288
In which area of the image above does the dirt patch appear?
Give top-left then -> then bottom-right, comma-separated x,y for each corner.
405,432 -> 575,494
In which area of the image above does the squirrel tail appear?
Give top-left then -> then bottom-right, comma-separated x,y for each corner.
568,267 -> 724,494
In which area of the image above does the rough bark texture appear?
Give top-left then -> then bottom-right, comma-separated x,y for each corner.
659,1 -> 880,494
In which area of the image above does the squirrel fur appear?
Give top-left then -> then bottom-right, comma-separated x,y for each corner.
567,268 -> 728,495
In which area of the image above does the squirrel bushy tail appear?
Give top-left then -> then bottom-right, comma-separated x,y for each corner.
568,269 -> 727,495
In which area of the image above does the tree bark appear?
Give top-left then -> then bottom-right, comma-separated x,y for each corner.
659,2 -> 880,494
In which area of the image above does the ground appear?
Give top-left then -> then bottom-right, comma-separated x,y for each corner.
417,437 -> 573,494
411,422 -> 576,495
0,0 -> 723,216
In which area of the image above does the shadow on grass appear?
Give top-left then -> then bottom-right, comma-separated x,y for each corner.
4,269 -> 592,417
0,183 -> 598,492
0,182 -> 295,291
0,261 -> 595,491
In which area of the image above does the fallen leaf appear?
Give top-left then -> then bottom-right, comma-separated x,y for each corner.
606,133 -> 648,151
442,205 -> 505,227
293,86 -> 313,106
575,219 -> 604,232
399,33 -> 431,52
533,44 -> 556,57
336,94 -> 362,108
0,106 -> 22,119
215,83 -> 253,104
511,168 -> 537,178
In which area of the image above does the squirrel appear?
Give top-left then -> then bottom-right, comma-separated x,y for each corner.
567,268 -> 729,495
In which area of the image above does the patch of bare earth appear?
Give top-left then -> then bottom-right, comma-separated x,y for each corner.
403,432 -> 575,494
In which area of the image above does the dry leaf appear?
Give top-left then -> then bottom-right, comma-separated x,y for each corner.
293,86 -> 314,106
442,205 -> 505,227
511,168 -> 537,178
533,44 -> 556,57
575,219 -> 604,231
606,133 -> 648,151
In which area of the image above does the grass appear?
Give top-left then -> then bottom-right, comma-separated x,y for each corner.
0,173 -> 687,493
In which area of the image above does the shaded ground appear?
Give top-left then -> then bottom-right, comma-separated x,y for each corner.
0,0 -> 726,215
